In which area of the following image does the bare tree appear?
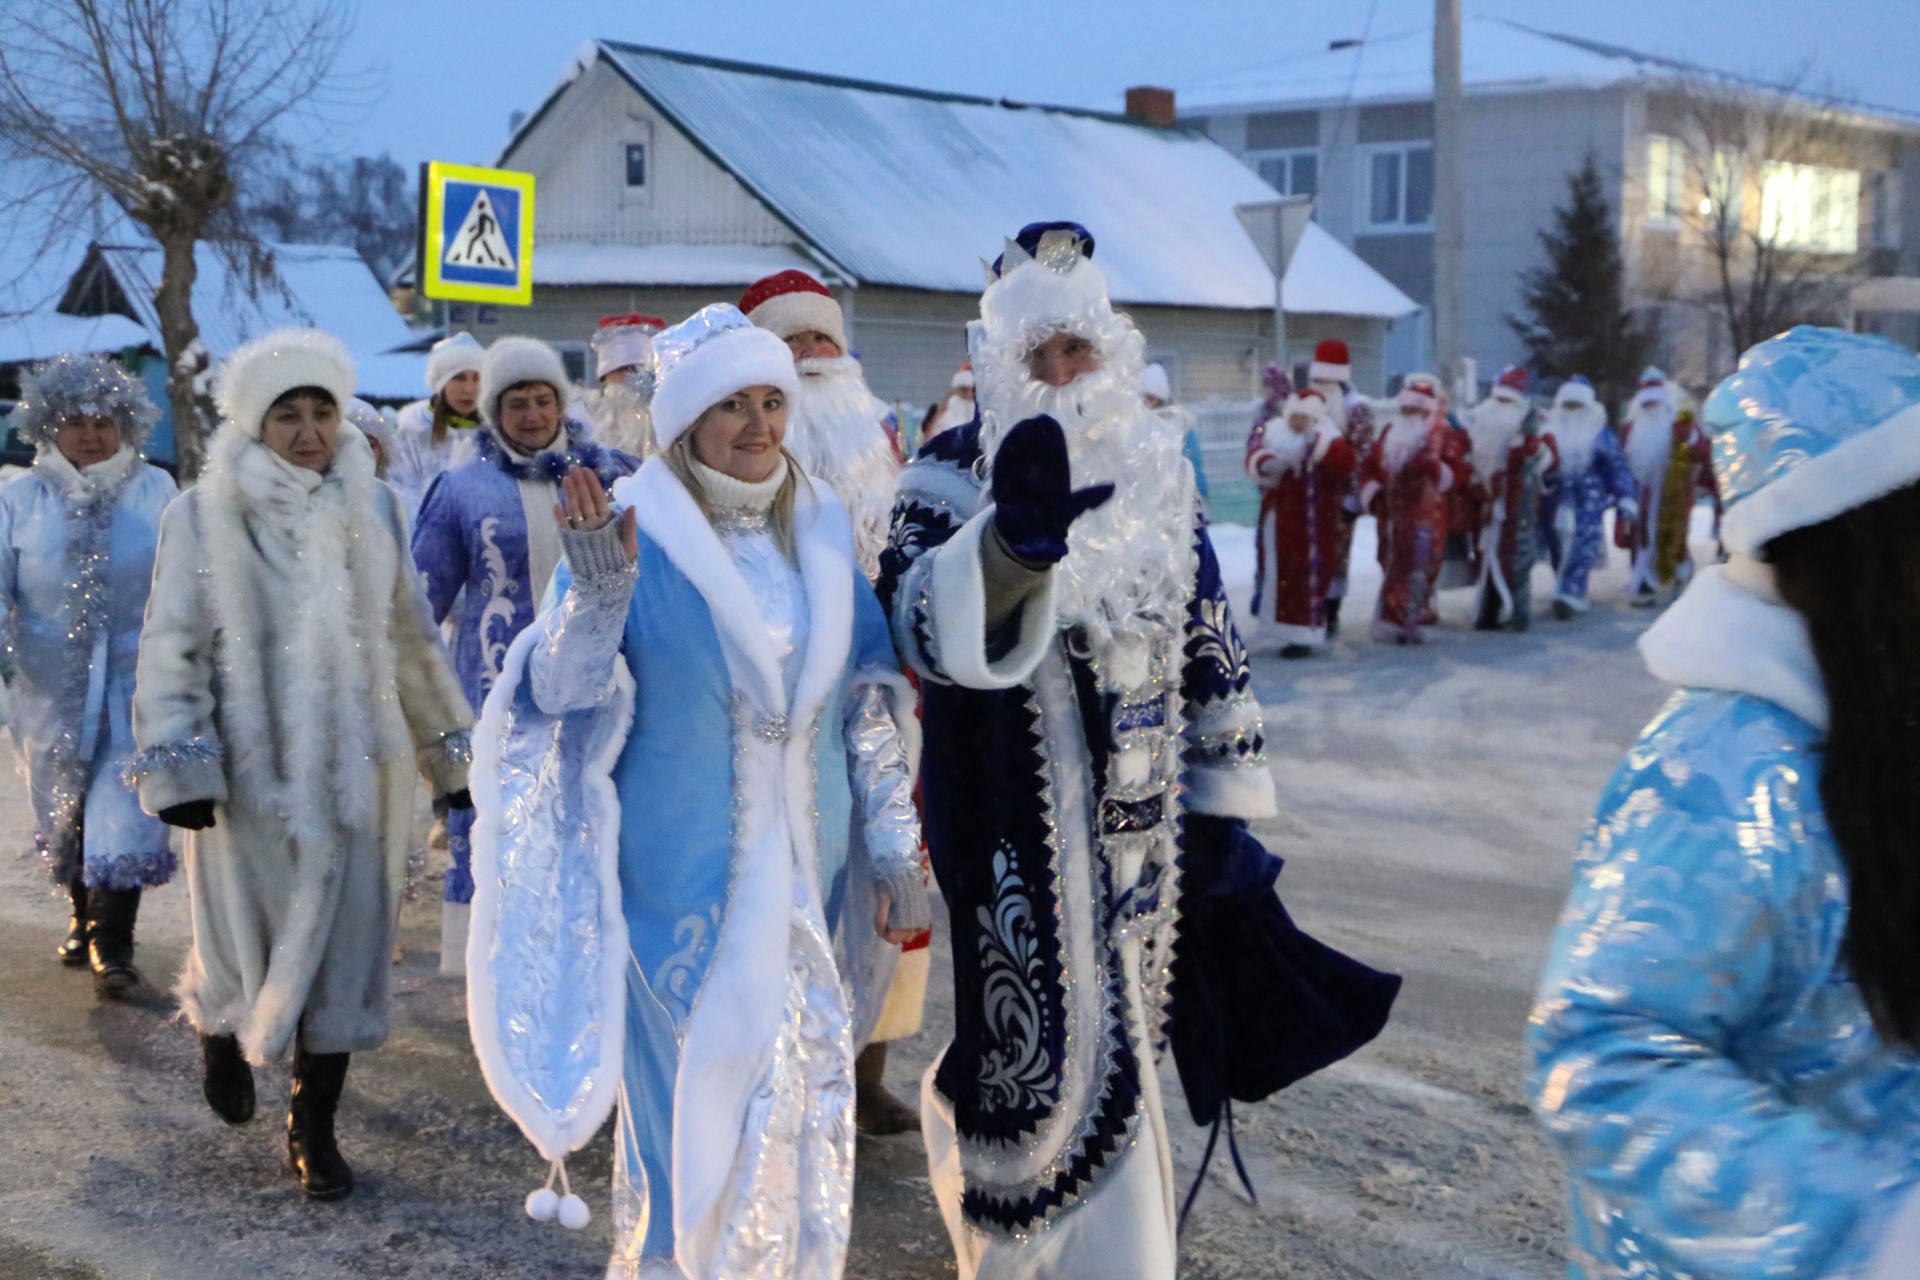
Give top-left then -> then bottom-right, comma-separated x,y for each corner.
0,0 -> 357,477
1661,66 -> 1869,363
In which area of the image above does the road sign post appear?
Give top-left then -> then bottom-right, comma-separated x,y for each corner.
419,161 -> 536,307
1235,196 -> 1316,378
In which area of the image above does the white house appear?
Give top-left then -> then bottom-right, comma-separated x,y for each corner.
471,41 -> 1418,410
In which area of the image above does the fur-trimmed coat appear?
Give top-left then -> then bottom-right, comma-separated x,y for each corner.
0,447 -> 176,888
130,425 -> 471,1063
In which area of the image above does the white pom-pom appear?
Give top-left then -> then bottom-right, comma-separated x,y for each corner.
525,1187 -> 559,1222
558,1193 -> 591,1230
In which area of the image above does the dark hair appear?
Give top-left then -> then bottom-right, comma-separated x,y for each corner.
1769,479 -> 1920,1051
270,385 -> 337,411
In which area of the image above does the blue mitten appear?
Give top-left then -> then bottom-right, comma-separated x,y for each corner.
990,415 -> 1115,566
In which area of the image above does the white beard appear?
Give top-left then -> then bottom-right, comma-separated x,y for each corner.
1549,405 -> 1608,477
1262,422 -> 1317,473
1380,418 -> 1433,476
979,344 -> 1194,651
582,381 -> 655,458
790,355 -> 901,580
1466,398 -> 1527,480
1624,402 -> 1676,487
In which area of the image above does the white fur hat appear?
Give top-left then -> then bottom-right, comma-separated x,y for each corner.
426,331 -> 485,397
480,336 -> 570,426
1140,362 -> 1173,404
1555,377 -> 1598,410
216,328 -> 356,439
650,304 -> 802,450
1397,373 -> 1440,413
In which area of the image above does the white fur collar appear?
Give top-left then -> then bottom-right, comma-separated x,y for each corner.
34,443 -> 139,498
613,456 -> 853,722
1639,558 -> 1827,732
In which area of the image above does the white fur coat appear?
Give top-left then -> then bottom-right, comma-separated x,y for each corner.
130,424 -> 472,1062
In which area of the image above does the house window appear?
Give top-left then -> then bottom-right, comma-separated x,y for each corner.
1871,170 -> 1902,250
1705,147 -> 1743,224
1252,148 -> 1319,199
555,342 -> 589,385
1760,161 -> 1860,254
1362,143 -> 1433,232
1646,133 -> 1684,228
624,142 -> 647,189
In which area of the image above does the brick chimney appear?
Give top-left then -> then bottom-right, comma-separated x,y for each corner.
1125,86 -> 1176,128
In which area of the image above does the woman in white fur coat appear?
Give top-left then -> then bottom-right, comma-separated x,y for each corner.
129,328 -> 473,1201
0,354 -> 177,995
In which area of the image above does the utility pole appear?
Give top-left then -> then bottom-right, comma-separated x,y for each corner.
1433,0 -> 1466,400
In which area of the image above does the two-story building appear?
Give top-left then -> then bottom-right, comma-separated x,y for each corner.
470,41 -> 1418,413
1178,17 -> 1920,395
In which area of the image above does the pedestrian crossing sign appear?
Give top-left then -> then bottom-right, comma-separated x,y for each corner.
420,161 -> 536,305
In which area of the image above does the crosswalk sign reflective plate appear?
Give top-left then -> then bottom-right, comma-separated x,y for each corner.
422,162 -> 535,305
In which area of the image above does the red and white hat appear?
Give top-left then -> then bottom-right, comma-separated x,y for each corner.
1490,364 -> 1531,403
739,271 -> 846,352
1309,339 -> 1352,385
1283,386 -> 1329,422
1397,373 -> 1440,413
592,313 -> 665,381
1635,366 -> 1673,408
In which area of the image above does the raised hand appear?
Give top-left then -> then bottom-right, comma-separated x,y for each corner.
990,415 -> 1115,566
553,465 -> 638,563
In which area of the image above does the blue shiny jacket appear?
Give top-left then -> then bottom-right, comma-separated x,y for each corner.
1529,689 -> 1920,1278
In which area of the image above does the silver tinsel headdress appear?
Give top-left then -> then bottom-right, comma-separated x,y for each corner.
12,353 -> 160,451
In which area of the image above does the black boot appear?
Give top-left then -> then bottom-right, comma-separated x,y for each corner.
1325,596 -> 1343,639
57,876 -> 88,966
87,887 -> 142,997
288,1041 -> 354,1200
201,1032 -> 256,1125
854,1043 -> 919,1136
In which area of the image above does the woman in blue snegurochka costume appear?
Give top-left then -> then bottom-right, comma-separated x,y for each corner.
409,334 -> 635,974
466,304 -> 929,1280
1529,326 -> 1920,1280
0,354 -> 177,995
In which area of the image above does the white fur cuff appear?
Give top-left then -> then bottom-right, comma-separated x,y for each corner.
928,508 -> 1058,690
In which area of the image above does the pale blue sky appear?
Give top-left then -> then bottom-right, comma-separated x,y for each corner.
329,0 -> 1919,170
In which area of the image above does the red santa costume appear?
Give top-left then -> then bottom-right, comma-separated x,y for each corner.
741,269 -> 930,1132
1246,386 -> 1358,654
1615,367 -> 1719,605
1461,366 -> 1534,581
576,312 -> 662,459
1362,374 -> 1467,644
1305,339 -> 1376,634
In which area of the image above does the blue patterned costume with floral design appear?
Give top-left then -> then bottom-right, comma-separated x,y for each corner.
410,424 -> 631,903
1541,428 -> 1637,609
878,422 -> 1399,1247
1530,688 -> 1920,1278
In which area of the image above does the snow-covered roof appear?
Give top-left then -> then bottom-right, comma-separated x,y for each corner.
79,240 -> 428,400
1178,18 -> 1920,124
1285,224 -> 1417,318
505,42 -> 1415,318
533,242 -> 827,288
0,312 -> 153,365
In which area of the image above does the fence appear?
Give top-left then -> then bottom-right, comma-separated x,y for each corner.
1189,399 -> 1263,527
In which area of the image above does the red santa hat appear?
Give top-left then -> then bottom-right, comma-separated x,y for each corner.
1309,338 -> 1352,385
1490,364 -> 1531,403
1282,386 -> 1329,423
592,313 -> 665,381
739,270 -> 846,352
1397,373 -> 1440,413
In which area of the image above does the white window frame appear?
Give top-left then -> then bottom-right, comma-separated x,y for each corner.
1646,133 -> 1685,231
1358,142 -> 1434,234
1249,147 -> 1319,199
1704,147 -> 1744,225
1760,160 -> 1860,255
1870,170 -> 1902,251
620,121 -> 654,207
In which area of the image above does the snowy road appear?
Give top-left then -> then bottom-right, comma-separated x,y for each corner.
0,516 -> 1704,1279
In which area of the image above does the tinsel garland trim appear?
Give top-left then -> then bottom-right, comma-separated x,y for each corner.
121,735 -> 225,788
82,848 -> 179,890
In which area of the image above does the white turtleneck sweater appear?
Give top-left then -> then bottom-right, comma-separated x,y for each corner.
696,458 -> 809,704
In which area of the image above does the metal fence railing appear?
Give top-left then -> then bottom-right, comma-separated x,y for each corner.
1189,399 -> 1263,527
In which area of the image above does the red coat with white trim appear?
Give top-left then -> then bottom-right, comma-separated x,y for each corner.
1247,423 -> 1358,644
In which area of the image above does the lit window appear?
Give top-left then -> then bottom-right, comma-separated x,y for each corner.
624,143 -> 647,189
1363,144 -> 1433,231
1760,161 -> 1860,254
1647,134 -> 1684,227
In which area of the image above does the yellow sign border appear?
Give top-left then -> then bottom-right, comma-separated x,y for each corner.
422,161 -> 536,306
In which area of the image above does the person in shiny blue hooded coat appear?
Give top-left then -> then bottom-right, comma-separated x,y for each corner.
1529,327 -> 1920,1280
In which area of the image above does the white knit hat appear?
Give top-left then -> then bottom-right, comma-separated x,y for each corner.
650,304 -> 803,450
216,328 -> 357,439
426,331 -> 485,397
480,336 -> 570,426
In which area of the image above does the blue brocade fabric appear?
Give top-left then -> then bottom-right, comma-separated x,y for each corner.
1546,430 -> 1638,605
1529,689 -> 1920,1278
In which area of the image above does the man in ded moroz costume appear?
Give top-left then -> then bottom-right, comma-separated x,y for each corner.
1617,367 -> 1717,606
465,304 -> 928,1279
1540,376 -> 1638,618
742,268 -> 930,1134
878,221 -> 1400,1280
1467,367 -> 1560,633
1304,339 -> 1375,637
1245,384 -> 1358,656
580,312 -> 664,459
1362,373 -> 1466,644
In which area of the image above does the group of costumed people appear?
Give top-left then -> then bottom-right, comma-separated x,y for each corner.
2,222 -> 1398,1278
1244,344 -> 1719,650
